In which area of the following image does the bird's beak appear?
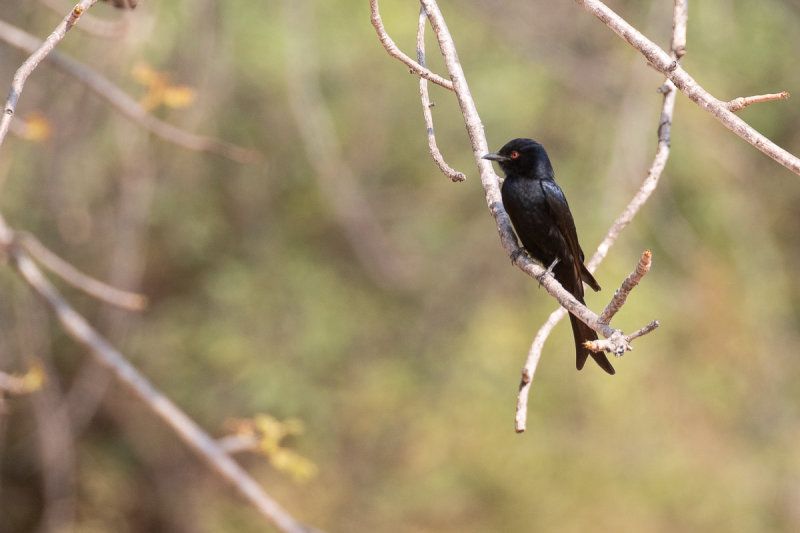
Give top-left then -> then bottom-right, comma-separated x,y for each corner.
482,152 -> 509,162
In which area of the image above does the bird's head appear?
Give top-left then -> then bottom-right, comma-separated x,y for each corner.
482,138 -> 553,179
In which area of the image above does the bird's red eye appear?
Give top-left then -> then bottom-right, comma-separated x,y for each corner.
510,151 -> 519,159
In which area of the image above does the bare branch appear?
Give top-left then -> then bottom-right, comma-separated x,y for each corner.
584,322 -> 659,354
599,249 -> 652,325
15,232 -> 148,311
417,7 -> 466,182
726,91 -> 790,112
573,0 -> 800,175
369,0 -> 454,90
514,305 -> 563,432
0,19 -> 260,163
1,236 -> 321,533
626,320 -> 660,342
514,255 -> 634,352
670,0 -> 688,58
0,0 -> 101,154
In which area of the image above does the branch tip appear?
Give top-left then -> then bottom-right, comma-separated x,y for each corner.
598,249 -> 653,324
726,91 -> 790,112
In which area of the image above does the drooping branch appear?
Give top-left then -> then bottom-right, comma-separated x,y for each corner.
416,6 -> 465,182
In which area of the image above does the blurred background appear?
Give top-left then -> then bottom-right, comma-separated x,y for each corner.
1,0 -> 800,531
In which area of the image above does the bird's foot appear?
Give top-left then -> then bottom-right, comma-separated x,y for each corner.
510,247 -> 527,265
538,258 -> 560,288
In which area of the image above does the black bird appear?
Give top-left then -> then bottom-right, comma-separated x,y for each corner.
483,138 -> 615,375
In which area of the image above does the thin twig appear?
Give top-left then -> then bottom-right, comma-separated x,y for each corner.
670,0 -> 688,58
514,306 -> 560,431
726,91 -> 790,112
0,0 -> 100,154
0,19 -> 259,163
573,0 -> 800,175
15,232 -> 148,311
417,7 -> 465,182
599,249 -> 652,324
369,0 -> 454,90
626,320 -> 660,342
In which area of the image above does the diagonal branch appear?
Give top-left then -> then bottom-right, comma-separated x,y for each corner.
0,3 -> 320,530
0,0 -> 101,154
0,222 -> 321,533
15,231 -> 148,311
573,0 -> 800,175
599,249 -> 652,325
0,19 -> 259,163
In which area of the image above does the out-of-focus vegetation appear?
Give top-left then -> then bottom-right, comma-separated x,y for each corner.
2,0 -> 800,531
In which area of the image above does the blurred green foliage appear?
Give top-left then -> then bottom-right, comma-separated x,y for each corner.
2,0 -> 800,531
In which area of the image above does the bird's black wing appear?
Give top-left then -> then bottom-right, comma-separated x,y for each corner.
540,179 -> 601,293
540,180 -> 585,292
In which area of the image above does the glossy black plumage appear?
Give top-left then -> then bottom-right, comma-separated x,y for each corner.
483,138 -> 614,375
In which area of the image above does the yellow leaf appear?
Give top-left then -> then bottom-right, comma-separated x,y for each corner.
132,62 -> 196,111
21,113 -> 51,142
269,448 -> 318,482
131,62 -> 160,85
162,86 -> 196,109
